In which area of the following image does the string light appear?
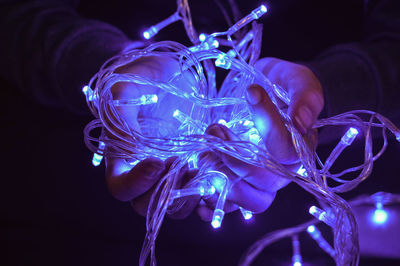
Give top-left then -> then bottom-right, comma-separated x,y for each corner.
291,235 -> 303,266
309,205 -> 335,228
92,141 -> 105,166
143,11 -> 181,39
371,194 -> 389,225
306,225 -> 336,258
240,207 -> 253,220
82,1 -> 400,265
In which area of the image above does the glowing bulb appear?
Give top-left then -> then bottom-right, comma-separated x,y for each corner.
251,4 -> 268,19
82,85 -> 97,101
211,209 -> 224,229
143,31 -> 151,39
211,39 -> 219,48
218,119 -> 227,126
248,127 -> 261,144
151,94 -> 158,103
199,33 -> 206,42
306,225 -> 335,258
211,176 -> 226,192
396,133 -> 400,142
142,12 -> 180,39
227,49 -> 236,57
92,141 -> 105,167
291,235 -> 302,266
242,120 -> 253,127
215,53 -> 232,69
189,36 -> 219,52
209,186 -> 216,194
296,165 -> 308,177
188,154 -> 198,169
371,201 -> 388,225
199,186 -> 205,196
240,207 -> 253,220
309,206 -> 335,227
307,225 -> 316,233
341,127 -> 359,145
373,209 -> 388,224
92,153 -> 103,166
227,5 -> 268,35
128,159 -> 140,166
82,85 -> 89,95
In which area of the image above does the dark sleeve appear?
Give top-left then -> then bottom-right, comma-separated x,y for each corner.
0,0 -> 143,114
307,0 -> 400,124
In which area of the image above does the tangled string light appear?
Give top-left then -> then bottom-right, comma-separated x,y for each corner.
83,1 -> 400,265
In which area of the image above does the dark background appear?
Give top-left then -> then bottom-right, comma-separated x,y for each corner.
2,0 -> 400,265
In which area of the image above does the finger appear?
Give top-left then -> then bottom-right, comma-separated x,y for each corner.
131,158 -> 192,217
227,180 -> 276,213
130,185 -> 155,216
205,124 -> 251,175
288,81 -> 324,134
205,123 -> 238,140
256,58 -> 324,134
105,157 -> 165,201
168,169 -> 202,219
246,84 -> 298,164
206,123 -> 292,192
201,163 -> 275,213
197,203 -> 214,222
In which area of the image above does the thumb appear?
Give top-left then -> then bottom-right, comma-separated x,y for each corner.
246,84 -> 298,164
105,157 -> 165,201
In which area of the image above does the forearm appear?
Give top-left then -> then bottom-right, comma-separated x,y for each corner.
0,0 -> 142,113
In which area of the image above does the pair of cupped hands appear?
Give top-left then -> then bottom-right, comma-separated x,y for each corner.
105,56 -> 324,221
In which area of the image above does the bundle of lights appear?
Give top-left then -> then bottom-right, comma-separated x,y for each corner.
83,1 -> 400,265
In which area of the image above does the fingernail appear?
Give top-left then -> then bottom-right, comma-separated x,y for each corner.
206,124 -> 226,139
294,106 -> 313,134
246,84 -> 263,105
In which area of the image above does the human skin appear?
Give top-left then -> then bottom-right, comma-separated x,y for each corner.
104,56 -> 324,220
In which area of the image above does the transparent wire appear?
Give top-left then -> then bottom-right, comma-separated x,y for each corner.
82,2 -> 400,265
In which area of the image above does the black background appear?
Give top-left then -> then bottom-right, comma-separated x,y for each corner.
2,0 -> 400,265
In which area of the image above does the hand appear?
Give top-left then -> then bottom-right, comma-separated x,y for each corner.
197,58 -> 324,220
105,56 -> 199,218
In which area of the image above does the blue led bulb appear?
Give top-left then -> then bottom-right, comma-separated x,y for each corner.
291,235 -> 302,266
211,209 -> 224,229
215,53 -> 232,69
142,12 -> 180,39
341,127 -> 359,145
251,4 -> 267,19
198,33 -> 207,42
240,207 -> 253,220
227,5 -> 268,35
82,85 -> 97,101
309,205 -> 335,228
92,141 -> 105,167
306,225 -> 335,258
143,27 -> 157,39
372,208 -> 388,224
371,201 -> 389,225
248,127 -> 261,145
